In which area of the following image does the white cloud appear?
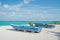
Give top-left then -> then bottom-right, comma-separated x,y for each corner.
0,0 -> 60,21
3,4 -> 10,9
23,0 -> 35,4
0,12 -> 7,16
10,12 -> 15,17
23,0 -> 30,4
2,0 -> 36,12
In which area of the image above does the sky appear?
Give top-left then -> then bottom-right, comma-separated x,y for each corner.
0,0 -> 60,21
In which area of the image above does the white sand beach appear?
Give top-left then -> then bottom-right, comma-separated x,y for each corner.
0,25 -> 60,40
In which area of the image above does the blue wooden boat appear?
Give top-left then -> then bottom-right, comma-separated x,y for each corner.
43,24 -> 55,28
35,23 -> 55,28
11,24 -> 42,33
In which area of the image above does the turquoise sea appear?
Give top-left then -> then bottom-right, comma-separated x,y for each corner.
0,21 -> 60,26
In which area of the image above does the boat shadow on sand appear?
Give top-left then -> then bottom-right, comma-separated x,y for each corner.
6,29 -> 39,33
48,31 -> 60,40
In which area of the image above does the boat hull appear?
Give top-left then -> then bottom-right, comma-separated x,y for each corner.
11,25 -> 42,33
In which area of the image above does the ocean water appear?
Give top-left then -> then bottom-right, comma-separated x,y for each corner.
0,21 -> 60,26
